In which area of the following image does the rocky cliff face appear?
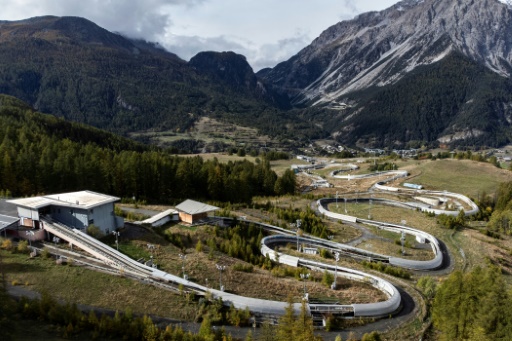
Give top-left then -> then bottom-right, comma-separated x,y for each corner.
189,51 -> 263,95
260,0 -> 512,147
262,0 -> 512,106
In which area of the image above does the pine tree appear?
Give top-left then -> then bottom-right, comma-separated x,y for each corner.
259,320 -> 277,341
293,300 -> 318,341
276,298 -> 296,341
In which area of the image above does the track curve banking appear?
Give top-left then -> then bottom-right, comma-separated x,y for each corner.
37,167 -> 478,323
41,216 -> 404,318
329,166 -> 478,216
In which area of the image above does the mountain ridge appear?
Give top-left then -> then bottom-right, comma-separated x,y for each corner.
0,15 -> 317,145
261,0 -> 512,147
262,0 -> 512,105
2,2 -> 512,148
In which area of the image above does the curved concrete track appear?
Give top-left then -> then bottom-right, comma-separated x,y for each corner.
35,168 -> 477,327
40,216 -> 404,319
329,167 -> 478,216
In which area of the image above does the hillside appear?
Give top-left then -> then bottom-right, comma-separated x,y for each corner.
0,16 -> 320,143
296,52 -> 512,147
261,0 -> 512,148
0,94 -> 292,202
4,3 -> 512,149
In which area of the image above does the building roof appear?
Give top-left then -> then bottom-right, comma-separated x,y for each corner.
8,191 -> 120,210
0,199 -> 19,217
141,209 -> 178,224
0,214 -> 19,231
175,200 -> 219,215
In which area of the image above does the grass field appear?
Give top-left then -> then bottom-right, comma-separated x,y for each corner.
403,159 -> 511,199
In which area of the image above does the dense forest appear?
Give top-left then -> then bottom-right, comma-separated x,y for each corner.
432,266 -> 512,341
0,95 -> 295,203
0,16 -> 324,143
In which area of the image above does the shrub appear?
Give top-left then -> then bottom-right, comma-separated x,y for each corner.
321,270 -> 334,287
86,225 -> 104,239
1,239 -> 13,251
320,248 -> 332,258
17,240 -> 29,253
362,261 -> 411,279
42,248 -> 51,258
195,240 -> 204,252
232,263 -> 254,273
362,331 -> 382,341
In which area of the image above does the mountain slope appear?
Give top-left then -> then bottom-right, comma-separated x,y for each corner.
261,0 -> 512,147
0,16 -> 307,140
0,94 -> 287,202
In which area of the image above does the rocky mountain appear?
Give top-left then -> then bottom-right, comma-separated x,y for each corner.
0,16 -> 306,140
261,0 -> 512,147
4,3 -> 512,149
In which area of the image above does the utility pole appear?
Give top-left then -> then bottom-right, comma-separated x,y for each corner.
112,231 -> 120,251
300,271 -> 310,301
400,231 -> 406,255
368,191 -> 373,220
179,253 -> 187,279
331,252 -> 340,290
147,244 -> 156,267
216,264 -> 227,291
296,219 -> 302,252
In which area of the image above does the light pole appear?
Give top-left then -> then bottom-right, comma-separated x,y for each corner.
400,231 -> 406,255
296,219 -> 302,253
216,264 -> 227,291
300,271 -> 310,301
335,191 -> 339,209
179,253 -> 187,279
344,197 -> 347,214
112,231 -> 120,251
25,230 -> 34,249
147,244 -> 155,266
331,252 -> 340,290
368,191 -> 373,220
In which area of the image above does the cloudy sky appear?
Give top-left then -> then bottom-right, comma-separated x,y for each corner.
0,0 -> 399,71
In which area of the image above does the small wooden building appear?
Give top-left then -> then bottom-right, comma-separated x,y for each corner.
175,200 -> 219,224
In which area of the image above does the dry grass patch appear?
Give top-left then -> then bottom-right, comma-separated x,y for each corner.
1,250 -> 197,320
454,228 -> 512,275
409,159 -> 511,198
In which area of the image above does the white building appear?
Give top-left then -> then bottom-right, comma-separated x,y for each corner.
8,190 -> 124,234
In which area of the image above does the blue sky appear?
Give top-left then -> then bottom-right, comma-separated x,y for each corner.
0,0 -> 399,70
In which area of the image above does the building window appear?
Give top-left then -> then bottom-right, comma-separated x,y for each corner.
88,219 -> 94,225
90,209 -> 94,214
